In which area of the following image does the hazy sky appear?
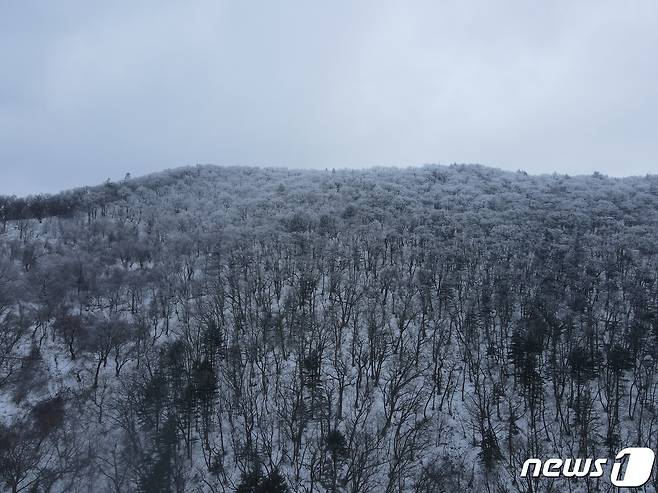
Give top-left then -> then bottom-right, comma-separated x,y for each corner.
1,1 -> 657,195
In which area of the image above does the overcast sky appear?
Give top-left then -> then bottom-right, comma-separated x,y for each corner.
1,1 -> 657,196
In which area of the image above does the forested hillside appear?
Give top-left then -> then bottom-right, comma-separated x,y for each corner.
1,164 -> 658,493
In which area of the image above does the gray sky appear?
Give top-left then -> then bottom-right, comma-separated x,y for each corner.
1,1 -> 657,196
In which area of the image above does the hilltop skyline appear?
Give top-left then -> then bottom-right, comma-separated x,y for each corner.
2,1 -> 657,195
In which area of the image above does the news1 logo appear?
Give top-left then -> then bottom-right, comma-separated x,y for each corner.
521,448 -> 655,487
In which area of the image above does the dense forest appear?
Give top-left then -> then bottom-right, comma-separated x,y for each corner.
1,164 -> 658,493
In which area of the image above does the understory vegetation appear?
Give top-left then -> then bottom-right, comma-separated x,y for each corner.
1,164 -> 658,492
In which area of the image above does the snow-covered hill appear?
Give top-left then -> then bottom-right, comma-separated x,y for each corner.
1,164 -> 658,492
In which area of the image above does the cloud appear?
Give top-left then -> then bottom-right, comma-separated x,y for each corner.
1,0 -> 657,195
